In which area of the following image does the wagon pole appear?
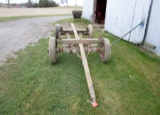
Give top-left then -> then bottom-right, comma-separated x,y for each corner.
111,20 -> 145,46
71,23 -> 98,107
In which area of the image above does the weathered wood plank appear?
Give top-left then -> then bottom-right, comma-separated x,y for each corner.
57,47 -> 99,53
61,29 -> 87,35
66,33 -> 71,39
63,29 -> 86,32
71,23 -> 97,107
57,39 -> 100,44
62,33 -> 71,47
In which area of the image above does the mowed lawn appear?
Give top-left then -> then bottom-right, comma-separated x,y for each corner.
0,19 -> 160,115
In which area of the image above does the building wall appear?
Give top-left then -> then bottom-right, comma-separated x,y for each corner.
145,0 -> 160,56
83,0 -> 160,56
105,0 -> 151,44
105,0 -> 136,40
82,0 -> 94,20
129,0 -> 151,44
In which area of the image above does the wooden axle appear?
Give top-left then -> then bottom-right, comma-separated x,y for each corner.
57,39 -> 101,44
61,29 -> 88,35
57,47 -> 101,53
62,44 -> 98,47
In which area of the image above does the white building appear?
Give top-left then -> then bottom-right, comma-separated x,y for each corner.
83,0 -> 160,56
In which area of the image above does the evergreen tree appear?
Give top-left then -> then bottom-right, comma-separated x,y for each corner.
28,0 -> 32,7
39,0 -> 57,7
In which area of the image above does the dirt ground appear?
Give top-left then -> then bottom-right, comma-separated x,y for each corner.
0,7 -> 82,17
0,7 -> 80,66
0,7 -> 84,66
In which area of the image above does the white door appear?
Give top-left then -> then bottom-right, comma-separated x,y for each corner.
105,0 -> 152,44
129,0 -> 152,44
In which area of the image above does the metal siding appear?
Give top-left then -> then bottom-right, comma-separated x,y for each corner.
105,0 -> 136,40
83,0 -> 94,20
145,0 -> 160,56
105,0 -> 151,44
129,0 -> 151,44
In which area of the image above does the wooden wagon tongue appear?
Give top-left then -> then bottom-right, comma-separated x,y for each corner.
71,23 -> 98,108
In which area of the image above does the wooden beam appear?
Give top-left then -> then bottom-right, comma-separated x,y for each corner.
66,33 -> 71,39
71,23 -> 98,107
61,29 -> 87,35
62,33 -> 71,47
63,29 -> 86,32
57,47 -> 99,53
143,42 -> 156,49
61,44 -> 98,49
57,39 -> 100,44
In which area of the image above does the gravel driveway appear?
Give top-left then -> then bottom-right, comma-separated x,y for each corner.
0,16 -> 71,65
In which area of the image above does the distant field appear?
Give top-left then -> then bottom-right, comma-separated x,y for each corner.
0,7 -> 82,17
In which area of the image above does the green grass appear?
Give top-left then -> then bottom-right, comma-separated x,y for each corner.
0,19 -> 160,115
0,14 -> 71,22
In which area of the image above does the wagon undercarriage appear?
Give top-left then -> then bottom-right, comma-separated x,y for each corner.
49,23 -> 111,107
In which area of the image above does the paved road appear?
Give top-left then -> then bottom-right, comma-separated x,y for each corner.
0,16 -> 71,65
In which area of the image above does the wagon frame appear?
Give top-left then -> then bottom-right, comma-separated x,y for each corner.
49,23 -> 111,107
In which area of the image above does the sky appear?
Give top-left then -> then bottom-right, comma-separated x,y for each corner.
54,0 -> 83,6
0,0 -> 83,6
0,0 -> 38,3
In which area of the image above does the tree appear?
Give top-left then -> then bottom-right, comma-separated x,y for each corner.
61,0 -> 64,4
66,0 -> 68,7
60,0 -> 68,6
6,0 -> 10,8
28,0 -> 33,7
39,0 -> 43,7
39,0 -> 58,7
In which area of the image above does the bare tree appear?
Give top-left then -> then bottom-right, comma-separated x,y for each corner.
6,0 -> 10,8
61,0 -> 68,7
66,0 -> 68,7
61,0 -> 64,4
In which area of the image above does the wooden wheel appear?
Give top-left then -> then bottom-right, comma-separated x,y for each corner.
49,37 -> 57,64
87,24 -> 93,38
99,38 -> 111,62
56,24 -> 61,39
